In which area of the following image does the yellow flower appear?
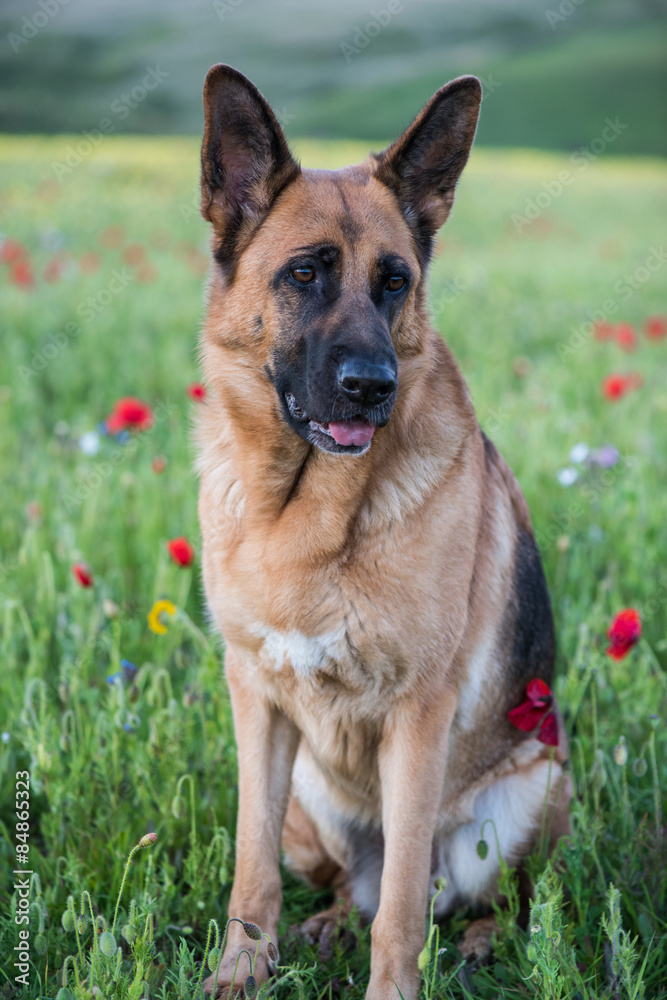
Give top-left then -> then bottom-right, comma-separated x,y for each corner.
147,599 -> 176,635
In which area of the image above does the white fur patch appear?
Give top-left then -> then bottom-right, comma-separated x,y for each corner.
254,622 -> 348,677
433,758 -> 558,915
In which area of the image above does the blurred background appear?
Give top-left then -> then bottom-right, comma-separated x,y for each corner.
1,0 -> 666,153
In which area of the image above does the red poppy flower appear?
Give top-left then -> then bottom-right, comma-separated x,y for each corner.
123,244 -> 145,266
151,455 -> 167,474
25,501 -> 42,522
537,712 -> 558,747
80,251 -> 101,274
615,323 -> 637,352
508,678 -> 558,746
106,397 -> 153,433
602,374 -> 631,401
136,262 -> 157,283
187,383 -> 206,401
11,260 -> 34,287
593,320 -> 614,341
72,562 -> 93,588
43,255 -> 65,283
0,239 -> 27,263
99,225 -> 124,249
606,608 -> 641,660
167,536 -> 195,567
645,316 -> 666,340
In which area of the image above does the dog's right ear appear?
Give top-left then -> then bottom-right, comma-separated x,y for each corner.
201,65 -> 300,270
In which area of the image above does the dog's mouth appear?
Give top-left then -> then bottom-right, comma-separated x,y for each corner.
285,392 -> 376,455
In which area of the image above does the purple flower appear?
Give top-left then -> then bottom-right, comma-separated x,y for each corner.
121,659 -> 137,681
589,445 -> 619,469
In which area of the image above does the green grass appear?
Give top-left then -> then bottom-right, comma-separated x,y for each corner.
0,135 -> 666,998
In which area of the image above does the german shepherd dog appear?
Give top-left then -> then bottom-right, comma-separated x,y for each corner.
197,65 -> 571,999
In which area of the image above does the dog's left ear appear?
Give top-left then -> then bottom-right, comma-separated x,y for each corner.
373,76 -> 481,261
201,64 -> 300,270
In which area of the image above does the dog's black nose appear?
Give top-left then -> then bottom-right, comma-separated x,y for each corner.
338,359 -> 397,406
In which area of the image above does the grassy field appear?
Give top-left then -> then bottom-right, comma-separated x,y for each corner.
0,136 -> 666,999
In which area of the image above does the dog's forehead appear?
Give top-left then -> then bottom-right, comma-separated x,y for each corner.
253,167 -> 418,267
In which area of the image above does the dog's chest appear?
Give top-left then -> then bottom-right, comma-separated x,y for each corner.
252,621 -> 350,678
239,583 -> 414,710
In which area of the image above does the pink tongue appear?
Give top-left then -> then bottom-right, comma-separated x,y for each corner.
328,420 -> 375,447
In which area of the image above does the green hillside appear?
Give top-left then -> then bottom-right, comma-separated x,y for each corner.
0,0 -> 665,153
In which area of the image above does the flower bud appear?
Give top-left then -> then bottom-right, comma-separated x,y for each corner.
633,757 -> 647,777
121,924 -> 137,944
61,909 -> 75,932
243,921 -> 262,941
56,990 -> 72,1000
34,934 -> 46,954
434,876 -> 447,891
99,931 -> 117,957
138,832 -> 157,848
207,947 -> 220,972
613,738 -> 628,766
266,940 -> 279,962
476,839 -> 489,860
244,976 -> 258,998
417,945 -> 431,971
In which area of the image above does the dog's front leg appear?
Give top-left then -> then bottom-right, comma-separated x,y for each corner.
204,651 -> 300,997
366,686 -> 457,1000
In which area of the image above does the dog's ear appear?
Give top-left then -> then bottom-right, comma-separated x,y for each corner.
201,64 -> 300,270
373,76 -> 481,262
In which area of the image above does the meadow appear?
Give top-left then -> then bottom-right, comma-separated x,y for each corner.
0,135 -> 665,999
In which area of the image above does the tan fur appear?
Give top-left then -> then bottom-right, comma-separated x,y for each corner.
197,66 -> 571,999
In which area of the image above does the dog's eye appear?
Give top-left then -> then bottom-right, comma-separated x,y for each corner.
290,266 -> 316,284
386,275 -> 405,292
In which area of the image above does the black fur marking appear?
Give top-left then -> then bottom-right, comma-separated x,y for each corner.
481,431 -> 496,467
503,525 -> 555,693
